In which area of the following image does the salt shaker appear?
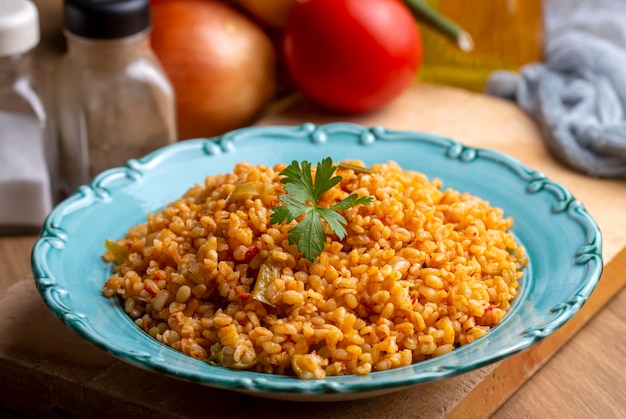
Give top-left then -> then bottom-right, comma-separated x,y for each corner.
0,0 -> 52,232
55,0 -> 177,196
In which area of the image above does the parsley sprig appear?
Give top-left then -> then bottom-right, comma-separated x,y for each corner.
270,158 -> 373,262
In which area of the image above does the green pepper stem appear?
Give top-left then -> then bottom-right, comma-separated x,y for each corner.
403,0 -> 474,52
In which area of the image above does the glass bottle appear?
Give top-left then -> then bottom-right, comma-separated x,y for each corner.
417,0 -> 545,92
56,0 -> 177,197
0,0 -> 52,232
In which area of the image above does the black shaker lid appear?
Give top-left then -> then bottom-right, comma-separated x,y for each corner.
64,0 -> 150,39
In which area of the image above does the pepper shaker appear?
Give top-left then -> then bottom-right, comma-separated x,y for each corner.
55,0 -> 177,196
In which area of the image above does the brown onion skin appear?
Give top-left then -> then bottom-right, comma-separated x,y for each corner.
232,0 -> 298,30
151,0 -> 277,140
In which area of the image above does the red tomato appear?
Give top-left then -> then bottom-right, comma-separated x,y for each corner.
282,0 -> 422,114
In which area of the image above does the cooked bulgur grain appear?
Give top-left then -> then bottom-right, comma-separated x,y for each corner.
102,160 -> 527,379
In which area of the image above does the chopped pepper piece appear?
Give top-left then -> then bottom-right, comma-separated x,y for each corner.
252,256 -> 281,307
104,238 -> 130,264
207,342 -> 258,370
226,182 -> 271,203
337,161 -> 376,174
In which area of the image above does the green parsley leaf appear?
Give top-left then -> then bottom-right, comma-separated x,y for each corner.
270,158 -> 374,262
316,208 -> 347,239
330,193 -> 374,212
287,210 -> 326,261
270,195 -> 311,224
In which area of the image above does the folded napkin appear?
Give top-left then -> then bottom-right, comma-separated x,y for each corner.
485,0 -> 626,178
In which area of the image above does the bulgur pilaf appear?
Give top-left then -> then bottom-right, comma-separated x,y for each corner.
102,160 -> 527,379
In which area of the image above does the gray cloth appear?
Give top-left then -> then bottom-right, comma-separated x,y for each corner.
485,0 -> 626,178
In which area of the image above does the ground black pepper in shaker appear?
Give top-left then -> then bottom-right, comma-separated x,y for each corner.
55,0 -> 177,196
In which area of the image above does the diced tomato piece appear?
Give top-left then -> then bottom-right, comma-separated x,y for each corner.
244,245 -> 260,263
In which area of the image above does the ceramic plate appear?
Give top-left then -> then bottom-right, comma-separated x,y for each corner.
32,123 -> 603,401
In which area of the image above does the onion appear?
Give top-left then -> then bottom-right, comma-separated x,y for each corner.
150,0 -> 277,140
232,0 -> 298,29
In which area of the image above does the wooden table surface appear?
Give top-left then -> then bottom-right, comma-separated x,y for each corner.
2,1 -> 625,417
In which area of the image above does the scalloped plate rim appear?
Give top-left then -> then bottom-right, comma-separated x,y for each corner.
31,122 -> 603,400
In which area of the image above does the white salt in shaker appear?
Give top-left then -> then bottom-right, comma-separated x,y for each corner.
55,0 -> 177,197
0,0 -> 52,232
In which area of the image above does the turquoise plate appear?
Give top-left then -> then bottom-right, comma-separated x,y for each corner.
32,123 -> 603,401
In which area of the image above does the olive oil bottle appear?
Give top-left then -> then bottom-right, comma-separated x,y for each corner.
417,0 -> 544,91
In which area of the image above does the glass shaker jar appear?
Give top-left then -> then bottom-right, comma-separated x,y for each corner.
56,0 -> 177,196
0,0 -> 52,232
